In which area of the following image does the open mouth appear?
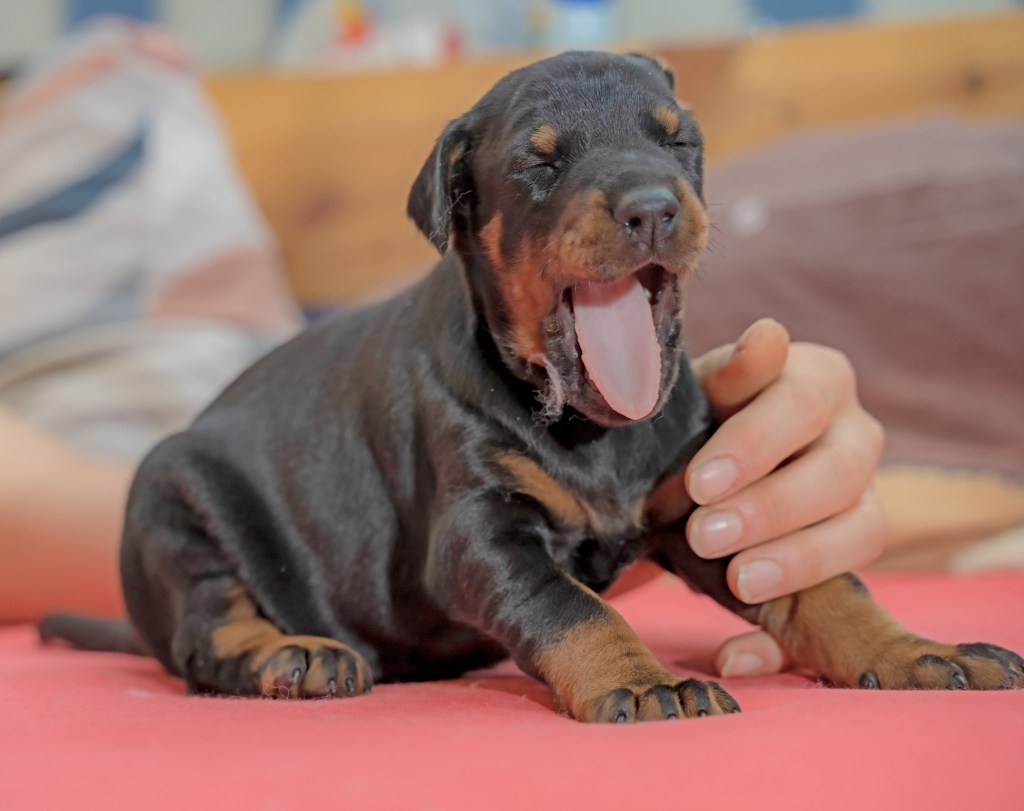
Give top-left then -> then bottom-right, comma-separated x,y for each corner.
636,263 -> 672,305
560,264 -> 672,316
559,264 -> 675,421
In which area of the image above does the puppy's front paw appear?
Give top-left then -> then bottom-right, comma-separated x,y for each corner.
584,676 -> 740,723
857,639 -> 1024,691
538,611 -> 741,723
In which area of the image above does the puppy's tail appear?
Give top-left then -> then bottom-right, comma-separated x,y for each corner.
39,613 -> 147,656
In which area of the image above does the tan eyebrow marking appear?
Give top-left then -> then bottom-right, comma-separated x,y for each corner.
530,124 -> 558,155
654,105 -> 681,137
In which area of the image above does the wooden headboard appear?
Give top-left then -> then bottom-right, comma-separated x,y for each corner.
204,11 -> 1024,307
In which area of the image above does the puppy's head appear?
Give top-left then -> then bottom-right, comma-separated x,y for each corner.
408,51 -> 707,427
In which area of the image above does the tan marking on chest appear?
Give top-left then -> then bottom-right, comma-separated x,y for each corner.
496,451 -> 590,529
495,451 -> 646,537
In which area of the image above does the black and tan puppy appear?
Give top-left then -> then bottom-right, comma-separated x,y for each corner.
42,52 -> 1023,721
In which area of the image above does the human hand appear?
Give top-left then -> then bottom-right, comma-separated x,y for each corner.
687,319 -> 886,677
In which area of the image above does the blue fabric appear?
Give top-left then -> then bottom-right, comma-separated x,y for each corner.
68,0 -> 157,26
750,0 -> 863,23
274,0 -> 309,24
0,125 -> 146,242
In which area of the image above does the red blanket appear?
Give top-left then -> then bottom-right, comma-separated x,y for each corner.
3,572 -> 1021,809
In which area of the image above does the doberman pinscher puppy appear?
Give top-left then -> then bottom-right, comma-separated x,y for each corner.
41,51 -> 1023,721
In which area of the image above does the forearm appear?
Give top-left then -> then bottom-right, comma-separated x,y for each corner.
0,408 -> 133,623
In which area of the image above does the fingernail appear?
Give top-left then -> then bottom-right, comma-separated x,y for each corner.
690,510 -> 743,557
737,559 -> 783,603
689,457 -> 738,504
721,652 -> 764,678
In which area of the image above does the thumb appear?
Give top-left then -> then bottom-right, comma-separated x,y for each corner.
693,318 -> 790,419
716,630 -> 791,677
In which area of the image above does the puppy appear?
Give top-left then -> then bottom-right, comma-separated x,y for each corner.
42,51 -> 1024,721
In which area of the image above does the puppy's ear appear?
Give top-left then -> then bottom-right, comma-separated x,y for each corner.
407,118 -> 473,255
627,52 -> 675,90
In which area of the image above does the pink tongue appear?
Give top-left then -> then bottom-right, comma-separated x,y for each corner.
572,275 -> 662,420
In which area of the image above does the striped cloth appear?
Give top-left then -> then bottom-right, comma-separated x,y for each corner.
0,21 -> 303,460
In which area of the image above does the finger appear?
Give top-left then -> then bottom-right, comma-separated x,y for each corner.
716,631 -> 790,677
726,490 -> 886,604
688,413 -> 884,559
687,344 -> 856,506
693,318 -> 789,419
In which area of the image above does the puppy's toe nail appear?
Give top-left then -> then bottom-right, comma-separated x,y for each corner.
859,671 -> 880,689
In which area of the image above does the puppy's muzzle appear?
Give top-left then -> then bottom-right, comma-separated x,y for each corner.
613,186 -> 680,254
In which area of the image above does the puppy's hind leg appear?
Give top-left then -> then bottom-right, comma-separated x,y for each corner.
755,574 -> 1024,691
172,575 -> 374,699
121,439 -> 375,699
650,524 -> 1024,690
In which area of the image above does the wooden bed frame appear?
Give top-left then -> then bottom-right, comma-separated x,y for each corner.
205,10 -> 1024,307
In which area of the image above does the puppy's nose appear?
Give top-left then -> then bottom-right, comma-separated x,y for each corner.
613,187 -> 680,251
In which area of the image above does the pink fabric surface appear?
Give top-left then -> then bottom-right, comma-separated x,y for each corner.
2,572 -> 1022,809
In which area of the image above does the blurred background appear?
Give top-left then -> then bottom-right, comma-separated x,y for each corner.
1,0 -> 1022,72
0,0 -> 1021,603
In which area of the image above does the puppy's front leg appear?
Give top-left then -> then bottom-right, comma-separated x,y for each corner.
432,495 -> 739,722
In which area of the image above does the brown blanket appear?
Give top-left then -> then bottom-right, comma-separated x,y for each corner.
685,117 -> 1024,565
687,115 -> 1024,481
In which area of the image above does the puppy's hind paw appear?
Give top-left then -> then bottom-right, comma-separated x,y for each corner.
256,637 -> 374,699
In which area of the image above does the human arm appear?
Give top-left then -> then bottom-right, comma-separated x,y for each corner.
0,406 -> 132,623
